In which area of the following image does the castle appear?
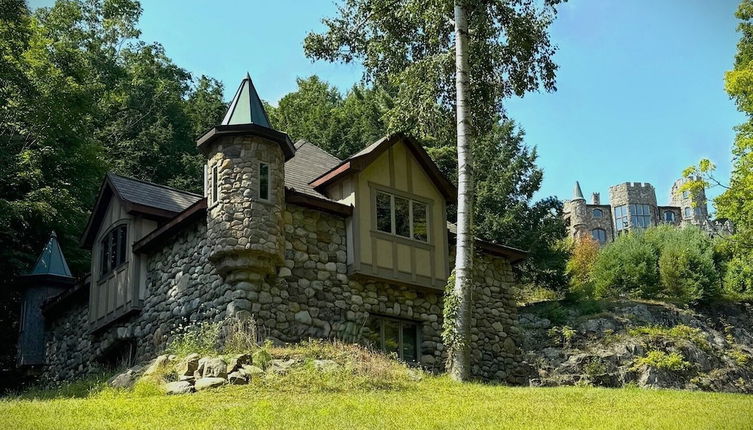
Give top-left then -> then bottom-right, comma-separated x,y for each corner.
16,75 -> 526,383
562,179 -> 715,244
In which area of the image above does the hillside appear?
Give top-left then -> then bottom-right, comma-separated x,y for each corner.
519,299 -> 753,392
1,338 -> 753,429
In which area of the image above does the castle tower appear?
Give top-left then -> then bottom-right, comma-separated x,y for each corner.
197,74 -> 295,284
670,177 -> 708,227
608,182 -> 658,233
563,181 -> 588,239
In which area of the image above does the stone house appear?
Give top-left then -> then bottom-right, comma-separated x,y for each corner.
562,179 -> 722,245
17,75 -> 528,383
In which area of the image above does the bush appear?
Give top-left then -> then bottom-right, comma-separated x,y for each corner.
632,351 -> 690,371
566,237 -> 599,298
591,233 -> 659,299
589,226 -> 722,303
723,255 -> 753,299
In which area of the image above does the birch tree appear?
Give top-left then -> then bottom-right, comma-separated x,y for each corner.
305,0 -> 563,381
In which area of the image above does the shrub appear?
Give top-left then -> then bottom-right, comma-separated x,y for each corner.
723,255 -> 753,299
566,237 -> 599,298
632,351 -> 690,371
591,233 -> 659,299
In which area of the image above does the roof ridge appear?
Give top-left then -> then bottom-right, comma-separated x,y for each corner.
107,172 -> 202,198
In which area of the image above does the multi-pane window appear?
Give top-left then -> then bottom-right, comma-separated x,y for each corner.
591,228 -> 607,244
630,204 -> 652,229
375,190 -> 429,242
100,225 -> 127,277
259,162 -> 270,201
592,208 -> 604,218
614,205 -> 629,232
684,207 -> 692,218
664,211 -> 676,223
363,316 -> 419,363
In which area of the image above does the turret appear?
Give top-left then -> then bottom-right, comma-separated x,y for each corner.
670,177 -> 708,227
564,181 -> 588,239
197,74 -> 295,282
608,182 -> 658,233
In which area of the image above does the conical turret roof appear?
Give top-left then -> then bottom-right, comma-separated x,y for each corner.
221,73 -> 271,127
573,181 -> 585,200
28,231 -> 72,278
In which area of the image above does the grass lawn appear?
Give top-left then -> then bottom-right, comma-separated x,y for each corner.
1,376 -> 752,429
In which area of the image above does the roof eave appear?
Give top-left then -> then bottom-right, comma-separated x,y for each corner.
196,124 -> 296,161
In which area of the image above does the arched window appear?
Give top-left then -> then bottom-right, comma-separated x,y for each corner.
591,228 -> 607,244
592,208 -> 603,218
664,211 -> 676,223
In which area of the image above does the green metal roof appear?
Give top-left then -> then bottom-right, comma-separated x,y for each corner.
29,231 -> 72,278
222,73 -> 272,128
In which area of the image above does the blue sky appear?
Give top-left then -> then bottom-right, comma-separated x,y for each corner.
30,0 -> 745,208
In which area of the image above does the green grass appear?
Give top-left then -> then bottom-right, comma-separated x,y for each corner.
2,376 -> 752,429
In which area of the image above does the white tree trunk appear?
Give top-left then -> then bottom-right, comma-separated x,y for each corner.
449,0 -> 473,382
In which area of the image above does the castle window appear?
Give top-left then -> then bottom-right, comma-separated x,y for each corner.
630,204 -> 652,228
591,228 -> 607,244
100,224 -> 127,278
374,190 -> 429,243
211,165 -> 219,204
614,205 -> 629,232
259,162 -> 270,201
363,315 -> 419,363
592,208 -> 604,218
682,190 -> 690,199
684,207 -> 692,218
664,211 -> 676,223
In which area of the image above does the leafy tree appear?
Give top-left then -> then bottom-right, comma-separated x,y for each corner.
305,0 -> 563,381
591,233 -> 660,300
683,0 -> 753,298
566,237 -> 599,298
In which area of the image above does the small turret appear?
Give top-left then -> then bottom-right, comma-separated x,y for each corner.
564,181 -> 589,239
670,177 -> 708,227
198,74 -> 295,283
573,181 -> 585,200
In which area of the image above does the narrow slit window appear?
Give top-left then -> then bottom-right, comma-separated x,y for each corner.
211,165 -> 219,204
259,162 -> 270,201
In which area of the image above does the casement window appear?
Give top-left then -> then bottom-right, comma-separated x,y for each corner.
629,204 -> 652,228
592,208 -> 604,218
614,205 -> 628,232
375,190 -> 429,242
591,228 -> 607,244
259,162 -> 270,201
363,315 -> 419,363
100,225 -> 127,277
211,164 -> 219,205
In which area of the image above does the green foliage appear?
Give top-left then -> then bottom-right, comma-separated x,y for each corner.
165,321 -> 222,356
547,325 -> 576,347
591,233 -> 660,300
441,270 -> 465,357
632,351 -> 690,372
628,325 -> 710,352
566,237 -> 599,297
589,226 -> 721,303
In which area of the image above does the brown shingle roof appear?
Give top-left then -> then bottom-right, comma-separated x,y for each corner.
108,173 -> 202,214
284,140 -> 341,201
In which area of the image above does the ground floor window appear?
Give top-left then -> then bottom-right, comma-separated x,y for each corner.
363,315 -> 420,362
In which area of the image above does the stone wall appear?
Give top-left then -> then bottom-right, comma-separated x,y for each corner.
42,203 -> 520,383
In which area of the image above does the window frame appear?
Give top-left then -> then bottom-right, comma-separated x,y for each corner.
373,187 -> 431,244
99,223 -> 128,281
258,161 -> 271,202
614,205 -> 629,232
629,204 -> 652,229
664,211 -> 676,223
210,164 -> 219,206
364,314 -> 421,363
684,207 -> 692,218
591,228 -> 607,244
592,208 -> 604,218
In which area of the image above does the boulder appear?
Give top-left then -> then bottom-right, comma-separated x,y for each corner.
226,353 -> 252,373
195,377 -> 226,391
268,359 -> 296,374
143,354 -> 171,377
177,353 -> 201,377
242,364 -> 265,378
198,357 -> 227,378
313,359 -> 339,372
164,381 -> 194,395
227,371 -> 249,385
109,369 -> 140,389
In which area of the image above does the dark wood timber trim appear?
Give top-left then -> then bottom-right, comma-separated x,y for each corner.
133,198 -> 208,254
285,189 -> 353,217
308,133 -> 457,201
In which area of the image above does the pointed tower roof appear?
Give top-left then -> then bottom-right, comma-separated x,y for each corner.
197,74 -> 295,160
28,232 -> 72,278
221,73 -> 272,127
573,181 -> 585,200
